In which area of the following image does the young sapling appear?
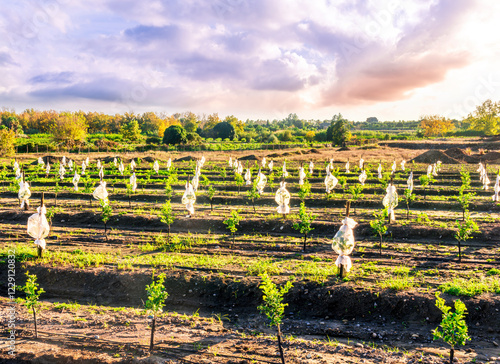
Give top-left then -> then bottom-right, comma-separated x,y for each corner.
144,272 -> 169,353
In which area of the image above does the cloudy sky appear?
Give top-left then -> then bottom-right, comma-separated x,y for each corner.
1,0 -> 500,121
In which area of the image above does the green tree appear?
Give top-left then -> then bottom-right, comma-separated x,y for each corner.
144,273 -> 169,352
160,200 -> 175,243
100,199 -> 112,240
18,272 -> 45,338
370,209 -> 388,256
180,112 -> 199,133
455,212 -> 479,263
433,292 -> 470,364
292,202 -> 316,252
247,180 -> 260,213
207,183 -> 216,211
121,119 -> 142,141
257,273 -> 293,364
456,169 -> 475,221
466,99 -> 500,136
212,121 -> 235,140
163,125 -> 187,145
327,114 -> 351,146
223,209 -> 241,246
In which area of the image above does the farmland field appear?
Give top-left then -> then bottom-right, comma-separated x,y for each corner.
1,140 -> 500,364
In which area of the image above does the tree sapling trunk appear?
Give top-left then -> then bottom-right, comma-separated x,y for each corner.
149,314 -> 156,352
277,324 -> 286,364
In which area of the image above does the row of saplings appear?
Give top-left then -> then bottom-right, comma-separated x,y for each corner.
19,271 -> 469,364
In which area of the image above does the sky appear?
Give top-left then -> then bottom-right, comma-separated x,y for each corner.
1,0 -> 500,122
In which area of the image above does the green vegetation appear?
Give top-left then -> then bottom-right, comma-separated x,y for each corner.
144,272 -> 169,352
18,272 -> 45,338
433,292 -> 470,364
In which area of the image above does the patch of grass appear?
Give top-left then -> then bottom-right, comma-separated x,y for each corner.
439,277 -> 500,297
53,301 -> 81,311
486,268 -> 500,276
379,275 -> 416,291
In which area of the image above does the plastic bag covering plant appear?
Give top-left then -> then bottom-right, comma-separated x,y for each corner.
45,162 -> 51,176
38,157 -> 44,166
433,292 -> 470,364
81,161 -> 86,175
96,159 -> 101,170
377,163 -> 382,179
28,205 -> 50,252
245,168 -> 252,186
153,160 -> 160,174
332,216 -> 357,274
228,157 -> 232,167
275,181 -> 290,215
19,180 -> 31,209
382,184 -> 398,222
14,166 -> 21,180
477,162 -> 485,183
407,171 -> 414,192
166,158 -> 172,170
391,160 -> 396,173
309,161 -> 314,175
359,158 -> 364,169
98,166 -> 104,181
13,159 -> 19,172
113,157 -> 117,167
257,273 -> 293,364
68,159 -> 73,171
401,159 -> 406,171
182,182 -> 196,216
261,157 -> 266,168
358,169 -> 367,186
432,163 -> 438,177
493,173 -> 500,202
324,169 -> 338,193
144,272 -> 169,352
237,161 -> 243,175
293,202 -> 316,252
72,170 -> 80,191
130,173 -> 137,192
118,160 -> 124,175
191,173 -> 199,192
268,160 -> 273,172
426,164 -> 433,178
130,159 -> 136,171
93,181 -> 109,205
483,170 -> 490,190
281,161 -> 288,178
19,272 -> 45,338
223,209 -> 241,245
61,155 -> 67,166
85,156 -> 89,167
58,163 -> 65,180
298,166 -> 306,185
256,169 -> 267,195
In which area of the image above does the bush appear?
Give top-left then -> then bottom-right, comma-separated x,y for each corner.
146,136 -> 162,144
0,128 -> 15,156
163,125 -> 187,145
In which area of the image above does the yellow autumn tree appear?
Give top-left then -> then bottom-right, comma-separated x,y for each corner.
420,115 -> 454,137
466,99 -> 500,136
51,112 -> 88,146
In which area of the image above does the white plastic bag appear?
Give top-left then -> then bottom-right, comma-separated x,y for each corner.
68,159 -> 73,171
245,168 -> 252,185
167,158 -> 172,170
93,181 -> 109,204
282,162 -> 288,178
130,173 -> 137,192
262,157 -> 266,168
153,160 -> 160,174
359,170 -> 367,185
268,160 -> 273,172
130,159 -> 136,171
332,217 -> 358,272
299,166 -> 306,186
81,161 -> 86,175
359,158 -> 364,169
38,157 -> 44,166
27,206 -> 50,250
345,161 -> 350,173
59,164 -> 66,180
324,171 -> 338,193
18,181 -> 31,209
275,181 -> 290,214
426,164 -> 432,178
98,166 -> 104,180
377,164 -> 382,179
391,160 -> 396,173
182,182 -> 196,215
309,161 -> 314,175
383,185 -> 398,221
493,174 -> 500,202
256,169 -> 267,194
229,157 -> 232,167
73,171 -> 80,191
118,160 -> 124,175
407,172 -> 413,193
46,162 -> 51,175
401,160 -> 406,171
